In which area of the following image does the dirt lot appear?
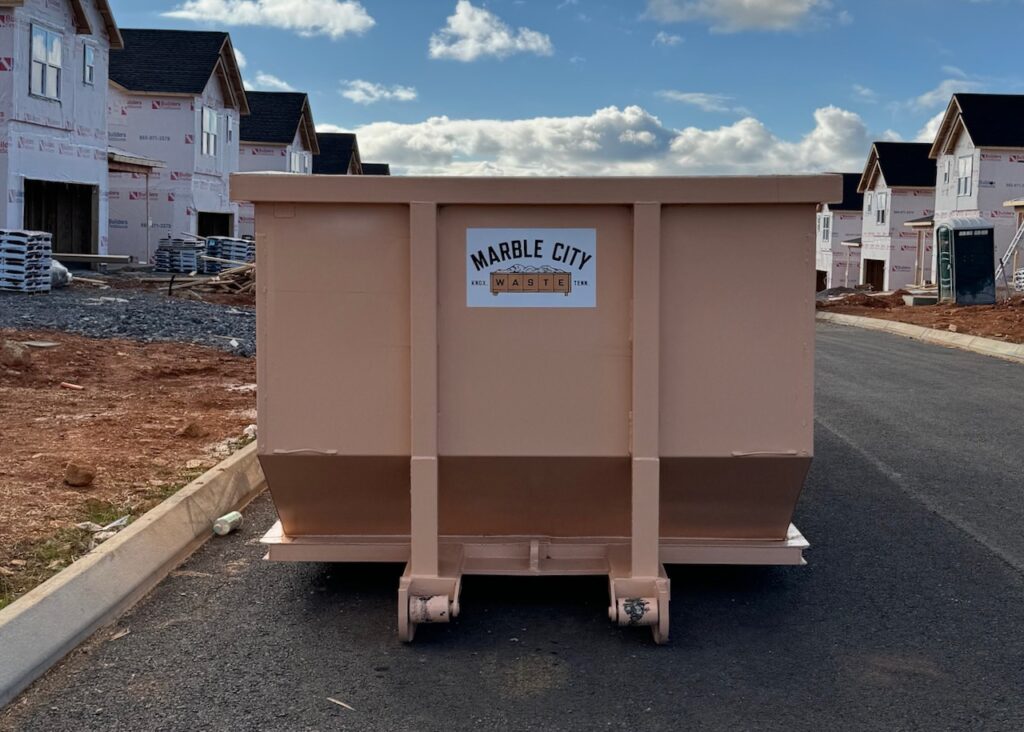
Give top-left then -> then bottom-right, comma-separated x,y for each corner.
0,329 -> 256,609
818,292 -> 1024,344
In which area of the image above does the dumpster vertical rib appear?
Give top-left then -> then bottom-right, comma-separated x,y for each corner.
410,202 -> 439,577
631,202 -> 661,579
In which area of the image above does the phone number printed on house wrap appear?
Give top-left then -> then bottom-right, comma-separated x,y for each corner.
466,228 -> 597,308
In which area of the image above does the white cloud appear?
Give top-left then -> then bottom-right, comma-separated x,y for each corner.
911,78 -> 983,110
342,80 -> 418,105
644,0 -> 826,32
916,111 -> 945,143
340,103 -> 875,176
657,90 -> 740,113
852,84 -> 877,103
234,47 -> 247,69
653,31 -> 683,45
249,72 -> 296,91
316,123 -> 351,133
429,0 -> 554,62
163,0 -> 374,39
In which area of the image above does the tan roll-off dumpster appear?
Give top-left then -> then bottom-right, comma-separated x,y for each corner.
231,174 -> 842,643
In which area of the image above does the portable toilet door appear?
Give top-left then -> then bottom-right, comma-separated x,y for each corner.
937,219 -> 996,305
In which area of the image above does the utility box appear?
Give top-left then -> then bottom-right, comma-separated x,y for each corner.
935,218 -> 996,305
231,174 -> 842,643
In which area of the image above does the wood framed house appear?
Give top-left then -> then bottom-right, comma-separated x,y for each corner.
0,0 -> 122,255
815,172 -> 863,291
237,90 -> 318,238
857,142 -> 935,291
928,93 -> 1024,280
107,28 -> 248,263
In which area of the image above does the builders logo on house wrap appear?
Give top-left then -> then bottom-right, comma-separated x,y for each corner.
466,228 -> 597,308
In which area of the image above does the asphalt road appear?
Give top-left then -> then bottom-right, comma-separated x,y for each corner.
4,323 -> 1024,731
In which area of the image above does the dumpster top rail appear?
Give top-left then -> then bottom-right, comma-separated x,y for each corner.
231,174 -> 842,207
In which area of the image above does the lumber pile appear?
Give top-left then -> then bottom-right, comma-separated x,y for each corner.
169,256 -> 255,298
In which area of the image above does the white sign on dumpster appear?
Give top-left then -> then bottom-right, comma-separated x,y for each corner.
466,228 -> 597,308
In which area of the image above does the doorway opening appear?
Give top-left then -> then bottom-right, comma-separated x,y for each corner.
23,179 -> 97,254
197,212 -> 233,238
863,258 -> 885,291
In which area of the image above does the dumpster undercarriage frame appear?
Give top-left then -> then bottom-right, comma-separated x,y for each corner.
260,522 -> 808,643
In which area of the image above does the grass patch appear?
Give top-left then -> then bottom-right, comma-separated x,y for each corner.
0,464 -> 211,611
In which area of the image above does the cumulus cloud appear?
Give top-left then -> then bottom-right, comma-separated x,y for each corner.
336,104 -> 876,176
916,111 -> 945,143
163,0 -> 374,39
657,90 -> 745,114
429,0 -> 553,62
653,31 -> 682,46
911,78 -> 983,110
248,72 -> 296,91
342,80 -> 418,105
644,0 -> 826,32
234,47 -> 247,70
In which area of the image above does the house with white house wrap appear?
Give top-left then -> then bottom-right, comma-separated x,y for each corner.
815,172 -> 863,291
857,142 -> 935,291
236,90 -> 317,238
928,93 -> 1024,277
0,0 -> 121,255
107,28 -> 247,263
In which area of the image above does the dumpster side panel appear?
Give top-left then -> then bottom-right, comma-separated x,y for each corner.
659,203 -> 815,540
435,205 -> 633,537
257,202 -> 412,537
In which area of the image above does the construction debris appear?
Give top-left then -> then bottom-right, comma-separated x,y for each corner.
0,230 -> 52,293
212,511 -> 243,536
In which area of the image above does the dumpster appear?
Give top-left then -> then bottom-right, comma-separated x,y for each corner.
230,174 -> 842,643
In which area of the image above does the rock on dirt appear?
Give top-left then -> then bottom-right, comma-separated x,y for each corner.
63,462 -> 97,488
176,421 -> 208,439
1,339 -> 31,369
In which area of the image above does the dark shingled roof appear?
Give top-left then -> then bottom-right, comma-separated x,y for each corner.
954,93 -> 1024,148
111,29 -> 231,95
873,142 -> 936,188
313,133 -> 361,175
361,163 -> 390,176
828,172 -> 864,211
240,92 -> 309,144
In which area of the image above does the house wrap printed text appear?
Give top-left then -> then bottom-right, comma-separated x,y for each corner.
466,228 -> 597,308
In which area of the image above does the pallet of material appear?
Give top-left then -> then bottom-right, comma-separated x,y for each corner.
0,230 -> 52,293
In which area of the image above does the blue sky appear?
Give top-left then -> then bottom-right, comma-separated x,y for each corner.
107,0 -> 1024,174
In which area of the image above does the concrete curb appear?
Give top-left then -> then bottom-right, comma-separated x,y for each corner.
0,442 -> 265,709
816,311 -> 1024,364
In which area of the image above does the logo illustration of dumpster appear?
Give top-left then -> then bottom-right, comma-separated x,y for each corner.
491,265 -> 571,295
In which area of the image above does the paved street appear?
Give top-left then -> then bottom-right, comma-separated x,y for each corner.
4,322 -> 1024,731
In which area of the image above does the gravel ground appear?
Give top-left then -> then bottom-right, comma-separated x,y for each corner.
3,324 -> 1024,730
0,287 -> 255,356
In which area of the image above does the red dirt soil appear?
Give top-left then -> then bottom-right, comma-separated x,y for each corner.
0,329 -> 256,568
818,294 -> 1024,344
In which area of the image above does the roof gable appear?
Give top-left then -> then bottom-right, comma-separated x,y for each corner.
859,142 -> 935,192
313,132 -> 362,175
240,92 -> 318,153
827,172 -> 864,211
931,94 -> 1024,157
12,0 -> 122,47
110,29 -> 248,113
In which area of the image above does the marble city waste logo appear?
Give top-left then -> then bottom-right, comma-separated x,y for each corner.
466,228 -> 597,309
490,265 -> 572,296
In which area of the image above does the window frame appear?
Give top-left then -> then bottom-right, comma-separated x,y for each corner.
83,44 -> 95,86
957,155 -> 973,197
821,213 -> 831,243
201,107 -> 218,157
30,24 -> 62,101
875,192 -> 888,225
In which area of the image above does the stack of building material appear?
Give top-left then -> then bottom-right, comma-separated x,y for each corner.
0,230 -> 53,293
1015,268 -> 1024,293
203,237 -> 255,274
154,237 -> 205,273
